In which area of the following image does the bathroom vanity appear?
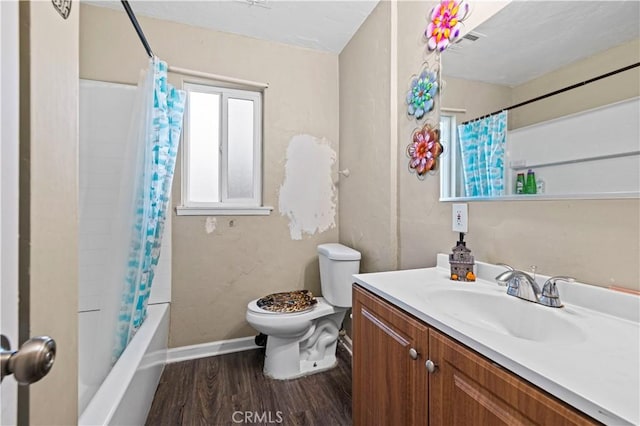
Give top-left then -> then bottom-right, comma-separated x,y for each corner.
351,255 -> 640,425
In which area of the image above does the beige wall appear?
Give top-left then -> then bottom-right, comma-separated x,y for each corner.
338,1 -> 396,337
396,0 -> 449,273
443,39 -> 640,130
80,5 -> 340,347
441,76 -> 511,124
340,0 -> 639,296
339,1 -> 397,274
20,1 -> 79,424
511,38 -> 640,128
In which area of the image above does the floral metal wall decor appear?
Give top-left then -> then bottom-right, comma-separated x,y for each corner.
406,67 -> 439,120
407,123 -> 443,179
425,0 -> 470,52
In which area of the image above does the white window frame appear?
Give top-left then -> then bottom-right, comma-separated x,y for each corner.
177,82 -> 272,216
439,114 -> 459,200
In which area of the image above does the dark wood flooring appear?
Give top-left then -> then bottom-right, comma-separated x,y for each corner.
145,345 -> 352,426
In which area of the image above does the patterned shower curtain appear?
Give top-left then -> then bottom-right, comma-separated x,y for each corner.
457,111 -> 507,197
113,58 -> 186,361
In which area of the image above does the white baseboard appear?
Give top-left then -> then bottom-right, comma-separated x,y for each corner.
340,334 -> 353,356
167,336 -> 260,364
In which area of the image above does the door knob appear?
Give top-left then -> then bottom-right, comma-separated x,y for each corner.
409,348 -> 418,360
425,359 -> 437,373
1,335 -> 56,385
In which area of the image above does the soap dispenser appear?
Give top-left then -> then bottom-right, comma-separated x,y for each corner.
449,233 -> 476,282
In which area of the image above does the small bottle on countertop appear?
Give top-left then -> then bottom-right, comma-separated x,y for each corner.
536,177 -> 545,194
515,173 -> 525,194
524,169 -> 537,194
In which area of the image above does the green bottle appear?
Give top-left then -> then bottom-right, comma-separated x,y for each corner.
515,173 -> 525,194
525,169 -> 537,194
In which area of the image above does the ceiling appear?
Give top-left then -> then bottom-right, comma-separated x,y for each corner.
442,1 -> 640,87
85,0 -> 379,53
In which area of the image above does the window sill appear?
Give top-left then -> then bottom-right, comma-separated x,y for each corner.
175,205 -> 274,216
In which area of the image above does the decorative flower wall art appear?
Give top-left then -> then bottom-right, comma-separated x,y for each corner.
406,67 -> 439,120
425,0 -> 470,52
407,123 -> 443,178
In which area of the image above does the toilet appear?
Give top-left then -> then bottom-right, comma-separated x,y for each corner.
246,243 -> 361,380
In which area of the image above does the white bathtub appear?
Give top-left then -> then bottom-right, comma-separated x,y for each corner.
78,303 -> 170,426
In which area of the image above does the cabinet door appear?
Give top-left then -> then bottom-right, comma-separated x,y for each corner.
353,286 -> 429,426
428,329 -> 596,425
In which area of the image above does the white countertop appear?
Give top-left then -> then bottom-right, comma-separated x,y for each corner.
353,254 -> 640,426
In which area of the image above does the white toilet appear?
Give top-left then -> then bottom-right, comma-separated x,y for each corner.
246,243 -> 361,380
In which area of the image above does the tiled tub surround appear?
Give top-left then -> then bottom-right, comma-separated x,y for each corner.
354,254 -> 639,425
78,80 -> 173,421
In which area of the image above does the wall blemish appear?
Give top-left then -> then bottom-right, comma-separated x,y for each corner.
279,134 -> 337,240
205,217 -> 217,234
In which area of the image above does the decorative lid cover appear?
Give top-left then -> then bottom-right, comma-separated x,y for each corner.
256,290 -> 318,313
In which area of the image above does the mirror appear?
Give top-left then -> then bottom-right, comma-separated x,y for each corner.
439,1 -> 640,201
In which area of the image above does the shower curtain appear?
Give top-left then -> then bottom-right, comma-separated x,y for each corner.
109,58 -> 186,361
457,111 -> 507,197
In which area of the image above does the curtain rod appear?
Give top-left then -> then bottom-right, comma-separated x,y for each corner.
461,62 -> 640,125
168,66 -> 269,89
441,107 -> 467,113
118,1 -> 268,90
121,0 -> 153,58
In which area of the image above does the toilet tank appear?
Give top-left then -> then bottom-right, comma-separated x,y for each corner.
317,244 -> 361,308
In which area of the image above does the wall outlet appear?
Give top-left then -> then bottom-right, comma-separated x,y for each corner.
452,203 -> 468,233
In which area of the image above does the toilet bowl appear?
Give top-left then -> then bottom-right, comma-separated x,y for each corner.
245,243 -> 361,380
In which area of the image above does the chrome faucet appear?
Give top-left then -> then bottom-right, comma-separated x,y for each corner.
495,266 -> 541,303
495,264 -> 574,308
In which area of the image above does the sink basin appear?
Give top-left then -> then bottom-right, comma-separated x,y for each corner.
428,289 -> 587,344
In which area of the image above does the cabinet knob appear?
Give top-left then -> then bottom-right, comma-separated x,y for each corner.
409,348 -> 418,360
425,359 -> 437,373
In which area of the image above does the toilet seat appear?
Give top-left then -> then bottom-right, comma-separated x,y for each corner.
247,297 -> 336,319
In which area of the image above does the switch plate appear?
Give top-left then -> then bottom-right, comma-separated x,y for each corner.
452,203 -> 468,233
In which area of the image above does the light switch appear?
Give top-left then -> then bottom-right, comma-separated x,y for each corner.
452,203 -> 468,233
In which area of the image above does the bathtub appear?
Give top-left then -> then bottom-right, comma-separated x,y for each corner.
78,303 -> 170,426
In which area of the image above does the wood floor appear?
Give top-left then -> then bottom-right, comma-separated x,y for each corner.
146,345 -> 352,426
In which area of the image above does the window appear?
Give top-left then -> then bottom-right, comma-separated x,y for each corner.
178,83 -> 271,215
439,114 -> 469,200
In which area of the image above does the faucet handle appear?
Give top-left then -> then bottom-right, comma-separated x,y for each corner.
495,263 -> 514,286
543,276 -> 576,292
540,276 -> 575,308
496,263 -> 514,271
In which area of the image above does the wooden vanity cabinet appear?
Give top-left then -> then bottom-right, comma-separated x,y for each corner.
429,329 -> 596,425
352,285 -> 429,426
353,285 -> 598,426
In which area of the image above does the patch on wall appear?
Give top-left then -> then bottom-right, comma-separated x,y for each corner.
279,135 -> 336,240
205,217 -> 217,234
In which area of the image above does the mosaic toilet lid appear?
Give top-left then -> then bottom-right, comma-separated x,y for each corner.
256,290 -> 318,313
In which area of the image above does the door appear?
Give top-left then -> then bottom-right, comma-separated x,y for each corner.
1,0 -> 20,423
2,2 -> 75,424
352,285 -> 428,426
19,1 -> 79,423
